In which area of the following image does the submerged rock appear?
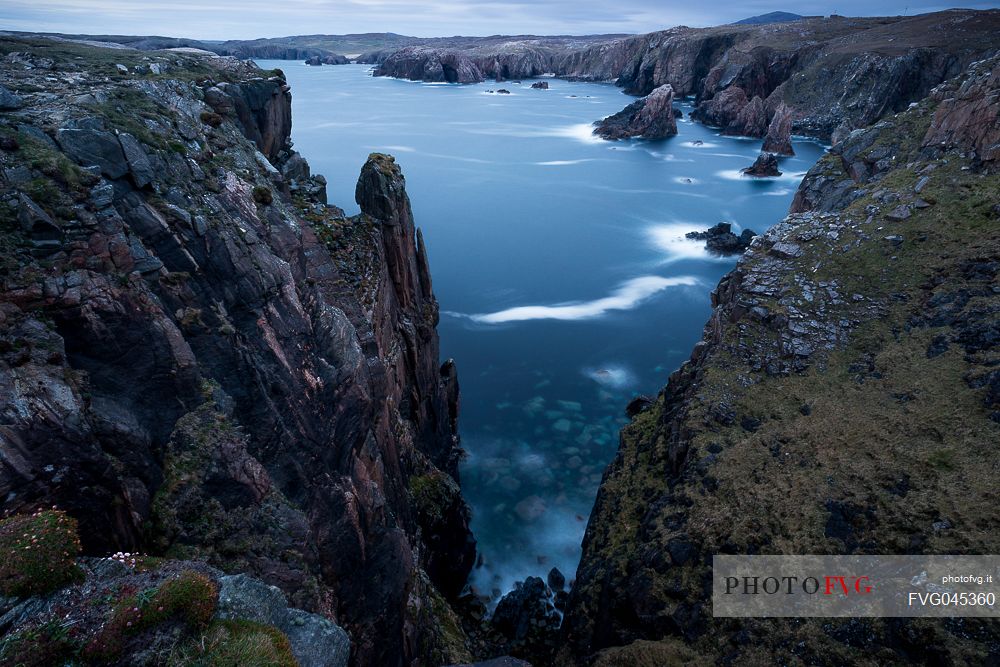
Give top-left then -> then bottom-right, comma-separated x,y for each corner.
593,84 -> 678,140
742,152 -> 782,177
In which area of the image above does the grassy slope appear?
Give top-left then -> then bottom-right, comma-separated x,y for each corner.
565,60 -> 1000,666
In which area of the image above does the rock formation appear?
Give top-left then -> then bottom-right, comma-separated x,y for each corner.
530,81 -> 549,89
374,47 -> 484,83
593,84 -> 678,140
742,152 -> 782,176
685,222 -> 757,255
305,54 -> 350,66
762,102 -> 795,155
560,54 -> 1000,666
0,36 -> 474,667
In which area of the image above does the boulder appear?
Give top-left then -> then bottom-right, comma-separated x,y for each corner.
762,103 -> 795,155
0,84 -> 23,110
742,152 -> 782,177
56,126 -> 130,179
593,84 -> 678,140
217,575 -> 350,667
530,81 -> 549,89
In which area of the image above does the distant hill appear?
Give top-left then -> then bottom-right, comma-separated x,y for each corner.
734,11 -> 804,24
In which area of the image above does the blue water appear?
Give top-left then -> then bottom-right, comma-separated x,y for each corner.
257,61 -> 826,600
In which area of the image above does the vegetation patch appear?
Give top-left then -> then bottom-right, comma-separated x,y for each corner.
83,570 -> 218,661
0,509 -> 83,597
168,619 -> 297,667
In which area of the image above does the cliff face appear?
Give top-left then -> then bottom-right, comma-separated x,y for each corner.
0,37 -> 474,667
567,10 -> 1000,142
365,10 -> 1000,144
560,55 -> 1000,666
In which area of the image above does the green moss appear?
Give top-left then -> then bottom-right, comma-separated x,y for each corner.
0,509 -> 83,597
408,471 -> 458,525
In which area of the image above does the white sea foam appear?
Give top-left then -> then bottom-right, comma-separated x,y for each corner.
584,366 -> 633,389
534,159 -> 596,166
464,275 -> 700,324
647,222 -> 734,263
716,168 -> 809,182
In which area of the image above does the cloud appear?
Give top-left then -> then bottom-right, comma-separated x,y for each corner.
460,275 -> 700,323
3,0 -> 997,41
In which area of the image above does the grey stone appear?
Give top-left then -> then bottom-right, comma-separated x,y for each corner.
284,609 -> 351,667
192,215 -> 208,236
216,574 -> 351,667
118,133 -> 155,188
770,241 -> 803,259
216,574 -> 288,627
56,127 -> 129,179
886,204 -> 912,221
914,175 -> 930,193
0,85 -> 23,110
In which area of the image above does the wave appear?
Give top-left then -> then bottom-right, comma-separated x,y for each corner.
458,275 -> 700,324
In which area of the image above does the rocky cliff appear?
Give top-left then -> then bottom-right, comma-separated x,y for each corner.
559,55 -> 1000,666
364,10 -> 1000,145
0,36 -> 474,667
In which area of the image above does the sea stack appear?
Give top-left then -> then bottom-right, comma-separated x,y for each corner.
762,103 -> 795,155
593,84 -> 678,140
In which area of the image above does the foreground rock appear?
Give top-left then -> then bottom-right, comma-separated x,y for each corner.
685,222 -> 757,255
762,102 -> 795,155
562,55 -> 1000,666
593,84 -> 678,140
742,151 -> 782,176
0,36 -> 473,667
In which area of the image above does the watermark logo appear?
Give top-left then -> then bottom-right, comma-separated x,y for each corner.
713,555 -> 998,617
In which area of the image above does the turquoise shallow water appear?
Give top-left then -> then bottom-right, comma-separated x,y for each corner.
257,61 -> 827,600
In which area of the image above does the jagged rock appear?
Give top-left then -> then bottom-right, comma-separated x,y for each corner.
923,57 -> 1000,163
593,84 -> 678,140
547,567 -> 566,592
530,81 -> 549,89
491,577 -> 560,664
17,193 -> 62,247
686,222 -> 757,255
742,152 -> 782,177
762,103 -> 794,155
0,84 -> 23,110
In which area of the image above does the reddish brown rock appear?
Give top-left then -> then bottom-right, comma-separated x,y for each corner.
762,102 -> 795,155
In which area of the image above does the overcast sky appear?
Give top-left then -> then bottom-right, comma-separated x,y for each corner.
2,0 -> 998,40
